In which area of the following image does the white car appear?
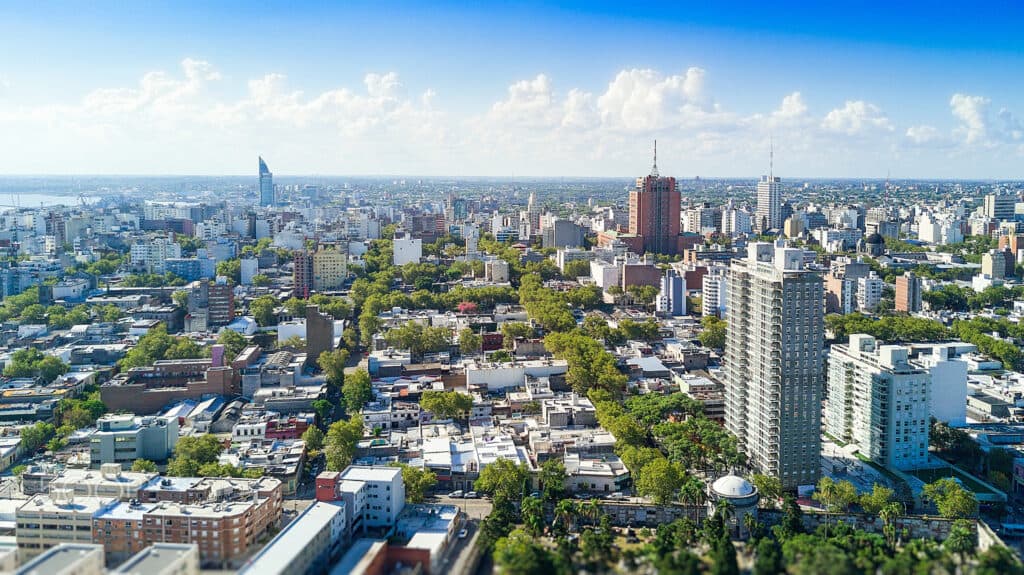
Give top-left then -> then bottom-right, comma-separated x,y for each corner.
448,490 -> 464,498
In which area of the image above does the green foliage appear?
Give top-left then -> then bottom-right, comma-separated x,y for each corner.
419,390 -> 473,420
493,529 -> 558,575
474,458 -> 529,500
20,422 -> 56,452
325,415 -> 363,471
539,458 -> 566,502
458,327 -> 482,355
131,459 -> 157,472
3,348 -> 69,384
0,287 -> 40,322
383,322 -> 451,356
389,463 -> 437,503
825,312 -> 949,343
930,420 -> 985,471
699,314 -> 727,349
317,349 -> 349,387
311,399 -> 334,422
952,316 -> 1024,370
635,458 -> 684,504
859,483 -> 895,515
922,477 -> 979,518
751,474 -> 783,508
544,331 -> 627,395
652,416 -> 745,472
215,258 -> 242,284
251,274 -> 271,287
341,369 -> 373,415
519,276 -> 575,332
121,272 -> 186,287
501,322 -> 536,348
215,329 -> 248,360
561,259 -> 592,278
623,393 -> 702,427
119,325 -> 205,369
249,295 -> 279,327
813,476 -> 859,514
301,426 -> 325,451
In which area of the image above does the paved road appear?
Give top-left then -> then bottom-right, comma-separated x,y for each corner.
428,494 -> 493,520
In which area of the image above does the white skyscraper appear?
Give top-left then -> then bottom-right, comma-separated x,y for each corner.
724,242 -> 824,490
756,175 -> 782,232
826,334 -> 930,471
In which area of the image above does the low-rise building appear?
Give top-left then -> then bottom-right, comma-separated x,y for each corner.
239,501 -> 346,575
14,542 -> 105,575
564,452 -> 630,493
89,414 -> 178,469
15,491 -> 117,560
110,543 -> 200,575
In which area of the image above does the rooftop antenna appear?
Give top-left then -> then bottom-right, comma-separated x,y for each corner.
651,140 -> 659,177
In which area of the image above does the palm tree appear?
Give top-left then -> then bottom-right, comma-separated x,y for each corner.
582,498 -> 601,526
553,499 -> 577,534
743,512 -> 761,541
716,499 -> 737,538
680,475 -> 705,523
880,502 -> 902,549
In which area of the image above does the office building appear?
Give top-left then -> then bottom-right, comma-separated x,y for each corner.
259,156 -> 275,207
542,219 -> 585,249
724,242 -> 824,490
984,192 -> 1016,221
826,335 -> 930,471
628,142 -> 680,255
756,175 -> 782,232
16,491 -> 117,560
89,414 -> 178,469
313,247 -> 347,291
895,272 -> 922,312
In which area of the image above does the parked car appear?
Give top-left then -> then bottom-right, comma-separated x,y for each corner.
448,490 -> 464,498
464,491 -> 479,499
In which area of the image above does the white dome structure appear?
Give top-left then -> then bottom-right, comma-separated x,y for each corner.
708,473 -> 760,540
711,475 -> 756,498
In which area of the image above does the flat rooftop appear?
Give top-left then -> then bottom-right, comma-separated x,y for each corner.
111,543 -> 197,574
339,465 -> 402,483
240,501 -> 344,574
16,543 -> 103,575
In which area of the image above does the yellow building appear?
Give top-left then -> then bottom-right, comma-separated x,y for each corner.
312,248 -> 347,291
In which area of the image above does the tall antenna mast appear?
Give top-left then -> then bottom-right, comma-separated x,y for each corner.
651,139 -> 659,177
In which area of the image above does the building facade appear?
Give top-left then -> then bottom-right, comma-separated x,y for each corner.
628,146 -> 680,255
259,156 -> 275,207
724,242 -> 824,490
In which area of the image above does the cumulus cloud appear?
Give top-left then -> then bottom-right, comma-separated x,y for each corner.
821,100 -> 893,135
4,57 -> 1024,175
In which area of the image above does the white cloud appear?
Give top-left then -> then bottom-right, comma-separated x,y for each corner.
821,100 -> 893,135
5,58 -> 1024,176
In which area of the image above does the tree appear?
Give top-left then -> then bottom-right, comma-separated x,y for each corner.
751,474 -> 783,508
383,322 -> 451,357
879,501 -> 902,549
130,459 -> 156,472
279,335 -> 305,349
944,518 -> 976,564
317,349 -> 349,388
493,529 -> 557,575
474,459 -> 529,500
458,327 -> 482,355
301,426 -> 325,451
976,544 -> 1024,575
342,369 -> 373,414
216,329 -> 248,360
923,477 -> 979,518
325,415 -> 364,471
3,348 -> 69,384
311,399 -> 334,422
172,289 -> 189,309
501,322 -> 535,349
390,463 -> 437,503
216,259 -> 242,284
812,477 -> 858,537
251,274 -> 271,287
753,537 -> 783,575
249,295 -> 279,327
859,483 -> 895,514
539,458 -> 566,502
20,422 -> 55,452
635,458 -> 683,504
699,315 -> 727,349
420,390 -> 473,420
521,496 -> 546,536
173,434 -> 224,464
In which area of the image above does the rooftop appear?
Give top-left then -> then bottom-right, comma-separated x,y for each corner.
240,501 -> 344,574
111,543 -> 198,575
15,543 -> 104,575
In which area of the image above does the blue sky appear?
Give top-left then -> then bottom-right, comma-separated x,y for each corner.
3,1 -> 1024,177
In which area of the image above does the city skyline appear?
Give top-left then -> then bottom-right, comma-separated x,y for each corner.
5,2 -> 1024,178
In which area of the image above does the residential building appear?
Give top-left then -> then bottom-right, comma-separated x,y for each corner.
756,175 -> 782,232
826,335 -> 930,471
984,192 -> 1016,221
313,246 -> 347,291
110,543 -> 200,575
14,543 -> 105,575
130,237 -> 182,274
628,143 -> 681,254
655,269 -> 685,317
856,272 -> 884,312
239,501 -> 345,575
393,236 -> 422,266
724,242 -> 824,490
895,272 -> 923,313
702,266 -> 728,318
293,250 -> 314,298
89,414 -> 178,469
337,466 -> 405,531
